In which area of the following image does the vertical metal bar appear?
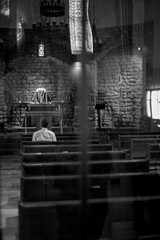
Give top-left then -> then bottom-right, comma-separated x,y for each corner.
80,1 -> 89,240
25,112 -> 27,135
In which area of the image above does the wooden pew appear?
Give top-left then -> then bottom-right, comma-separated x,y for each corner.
21,150 -> 128,163
19,173 -> 160,240
22,143 -> 113,153
21,139 -> 100,150
147,143 -> 160,171
19,130 -> 160,240
107,128 -> 140,147
130,138 -> 160,159
19,142 -> 160,240
22,169 -> 160,203
22,159 -> 149,177
118,134 -> 160,155
108,130 -> 160,148
21,133 -> 82,142
19,199 -> 108,240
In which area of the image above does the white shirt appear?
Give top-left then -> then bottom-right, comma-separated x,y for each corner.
32,128 -> 57,142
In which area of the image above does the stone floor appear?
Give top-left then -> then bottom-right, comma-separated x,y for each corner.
0,155 -> 20,240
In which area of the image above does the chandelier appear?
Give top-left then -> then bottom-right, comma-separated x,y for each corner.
32,0 -> 68,33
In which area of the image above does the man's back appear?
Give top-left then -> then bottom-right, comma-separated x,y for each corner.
32,128 -> 57,142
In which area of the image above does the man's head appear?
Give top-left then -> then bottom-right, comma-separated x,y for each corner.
41,119 -> 48,128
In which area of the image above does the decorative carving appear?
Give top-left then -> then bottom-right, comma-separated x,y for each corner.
12,89 -> 59,105
32,87 -> 47,103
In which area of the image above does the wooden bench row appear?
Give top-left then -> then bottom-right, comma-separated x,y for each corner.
130,138 -> 160,159
19,182 -> 160,240
147,143 -> 160,171
129,142 -> 160,170
21,133 -> 83,142
20,139 -> 100,149
21,150 -> 128,163
21,143 -> 113,153
21,171 -> 159,203
22,159 -> 149,177
20,147 -> 150,203
19,144 -> 159,240
118,135 -> 160,159
119,134 -> 160,150
109,131 -> 160,148
20,147 -> 150,204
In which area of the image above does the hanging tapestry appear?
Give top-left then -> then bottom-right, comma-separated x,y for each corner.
69,0 -> 93,54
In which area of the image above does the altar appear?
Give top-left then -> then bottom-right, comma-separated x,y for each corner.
24,101 -> 64,134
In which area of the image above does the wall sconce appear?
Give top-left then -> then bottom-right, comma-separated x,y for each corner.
38,42 -> 45,57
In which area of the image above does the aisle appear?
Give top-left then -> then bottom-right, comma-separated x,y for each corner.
0,155 -> 21,240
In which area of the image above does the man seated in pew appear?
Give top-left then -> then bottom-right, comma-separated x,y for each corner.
32,119 -> 57,142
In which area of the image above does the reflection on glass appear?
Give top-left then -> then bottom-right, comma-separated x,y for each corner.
0,0 -> 9,17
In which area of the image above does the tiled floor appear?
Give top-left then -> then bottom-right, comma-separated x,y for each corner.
0,155 -> 21,240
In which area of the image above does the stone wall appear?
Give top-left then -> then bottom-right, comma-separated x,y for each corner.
96,52 -> 143,128
0,56 -> 7,131
93,21 -> 153,129
0,21 -> 153,131
3,55 -> 76,127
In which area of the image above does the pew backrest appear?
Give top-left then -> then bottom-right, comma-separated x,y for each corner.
21,159 -> 149,177
147,143 -> 160,170
130,138 -> 160,159
21,134 -> 81,142
21,150 -> 128,163
22,143 -> 113,153
20,171 -> 160,203
118,134 -> 160,151
21,139 -> 100,150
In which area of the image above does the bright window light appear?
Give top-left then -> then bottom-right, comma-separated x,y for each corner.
151,91 -> 158,119
147,90 -> 160,120
157,91 -> 160,118
146,90 -> 151,118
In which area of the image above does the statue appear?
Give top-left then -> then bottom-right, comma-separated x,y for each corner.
32,88 -> 48,104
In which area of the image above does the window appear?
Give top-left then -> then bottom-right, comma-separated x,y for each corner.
146,90 -> 160,120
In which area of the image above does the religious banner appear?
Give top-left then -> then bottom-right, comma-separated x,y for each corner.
69,0 -> 93,54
